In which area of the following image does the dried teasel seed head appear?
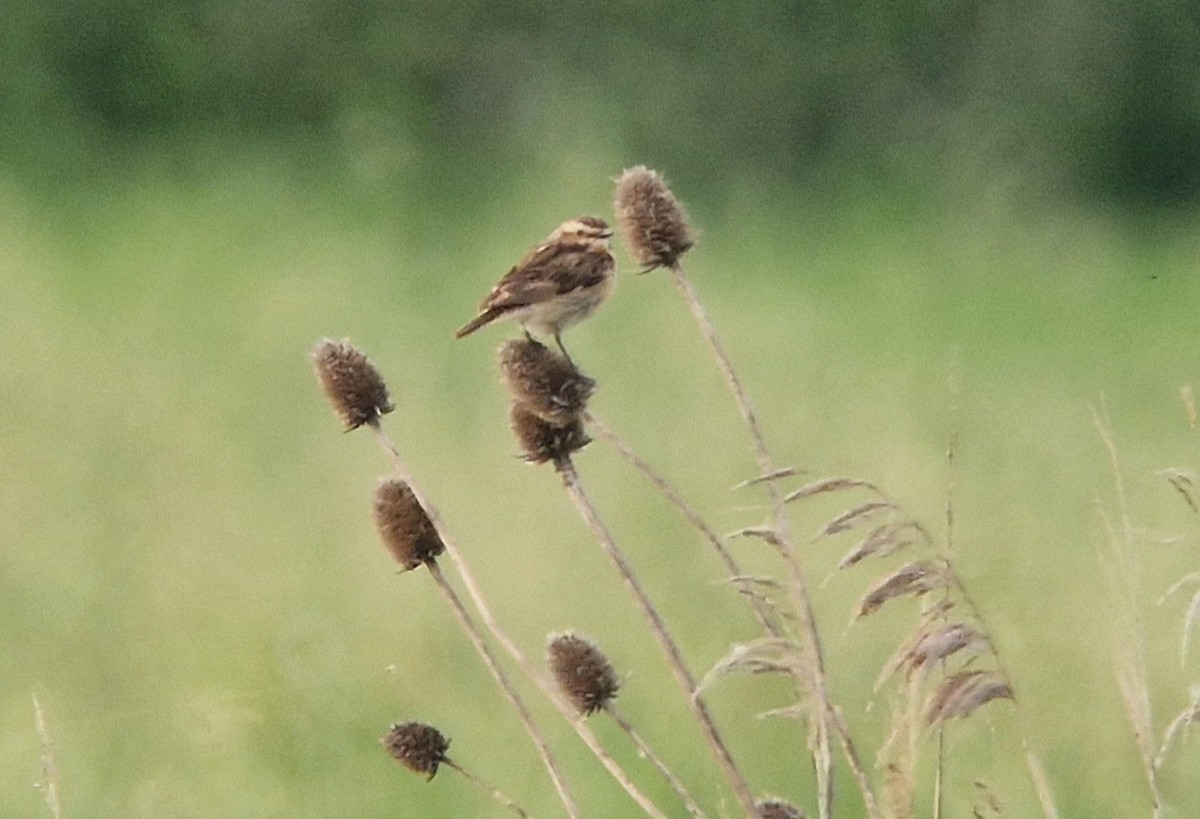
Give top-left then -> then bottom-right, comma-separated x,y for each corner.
547,633 -> 620,715
510,401 -> 591,466
613,165 -> 696,271
756,798 -> 807,819
373,479 -> 445,570
311,338 -> 394,430
499,338 -> 595,424
381,721 -> 450,779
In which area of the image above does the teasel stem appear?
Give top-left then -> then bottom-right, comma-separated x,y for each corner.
585,409 -> 880,819
556,456 -> 757,818
369,420 -> 668,819
441,758 -> 532,818
665,265 -> 774,487
424,559 -> 579,818
606,705 -> 707,819
541,703 -> 671,819
668,262 -> 843,819
583,410 -> 776,632
669,270 -> 885,819
536,705 -> 671,819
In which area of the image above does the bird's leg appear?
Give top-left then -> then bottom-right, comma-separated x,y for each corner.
554,334 -> 577,368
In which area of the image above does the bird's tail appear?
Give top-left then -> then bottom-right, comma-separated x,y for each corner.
455,308 -> 502,339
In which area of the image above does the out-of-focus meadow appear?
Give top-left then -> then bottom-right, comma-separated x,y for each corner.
3,2 -> 1200,817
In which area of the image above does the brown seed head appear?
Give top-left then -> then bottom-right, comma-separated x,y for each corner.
756,798 -> 807,819
925,670 -> 1015,725
510,401 -> 591,466
373,479 -> 445,570
499,338 -> 595,424
613,165 -> 696,271
381,721 -> 450,779
311,338 -> 394,430
547,633 -> 620,715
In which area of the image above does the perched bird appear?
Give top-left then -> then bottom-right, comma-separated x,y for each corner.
456,216 -> 616,362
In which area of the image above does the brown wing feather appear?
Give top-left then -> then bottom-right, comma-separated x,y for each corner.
544,247 -> 610,294
478,242 -> 606,312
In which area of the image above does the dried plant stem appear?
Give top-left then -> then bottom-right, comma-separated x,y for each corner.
829,704 -> 881,818
33,693 -> 63,819
539,708 -> 670,819
425,561 -> 580,818
1093,406 -> 1163,819
667,265 -> 772,482
939,564 -> 1064,819
369,422 -> 668,818
669,263 -> 847,819
586,409 -> 880,817
607,706 -> 708,819
933,372 -> 961,819
1022,742 -> 1062,819
932,728 -> 945,819
371,424 -> 577,812
442,758 -> 531,818
442,551 -> 668,818
584,411 -> 776,631
557,458 -> 758,818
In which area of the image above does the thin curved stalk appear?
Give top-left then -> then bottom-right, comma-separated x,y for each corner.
668,263 -> 840,818
426,561 -> 579,818
557,457 -> 758,817
607,706 -> 707,819
371,422 -> 668,818
443,758 -> 531,818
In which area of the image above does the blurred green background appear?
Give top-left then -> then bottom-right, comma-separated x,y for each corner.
3,1 -> 1200,816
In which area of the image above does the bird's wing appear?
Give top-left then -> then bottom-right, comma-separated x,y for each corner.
478,244 -> 609,311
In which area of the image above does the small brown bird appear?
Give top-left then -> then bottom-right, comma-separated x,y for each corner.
456,216 -> 616,362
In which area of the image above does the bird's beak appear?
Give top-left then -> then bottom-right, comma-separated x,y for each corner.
599,230 -> 614,239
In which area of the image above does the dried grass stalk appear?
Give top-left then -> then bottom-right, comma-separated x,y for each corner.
33,694 -> 62,819
876,622 -> 988,690
1158,467 -> 1199,513
784,477 -> 873,504
837,522 -> 921,570
855,561 -> 946,620
733,466 -> 806,489
819,501 -> 895,538
1153,683 -> 1200,772
696,637 -> 808,697
925,670 -> 1014,725
881,762 -> 915,819
727,524 -> 784,547
1022,745 -> 1062,819
1159,572 -> 1200,667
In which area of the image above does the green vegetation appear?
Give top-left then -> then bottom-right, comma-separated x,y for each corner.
2,3 -> 1199,816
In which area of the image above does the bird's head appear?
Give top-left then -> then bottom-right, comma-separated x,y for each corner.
555,216 -> 613,246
